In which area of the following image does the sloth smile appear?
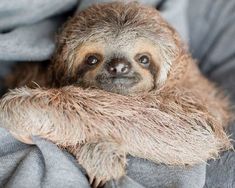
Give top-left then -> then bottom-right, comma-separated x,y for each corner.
96,74 -> 140,93
100,76 -> 137,87
111,76 -> 136,85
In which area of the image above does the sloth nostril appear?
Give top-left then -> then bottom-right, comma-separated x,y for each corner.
109,67 -> 117,73
121,67 -> 128,73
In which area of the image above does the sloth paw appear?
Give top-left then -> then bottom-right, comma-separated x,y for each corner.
77,142 -> 126,187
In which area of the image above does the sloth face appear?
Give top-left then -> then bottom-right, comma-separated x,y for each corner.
54,2 -> 181,95
73,38 -> 160,95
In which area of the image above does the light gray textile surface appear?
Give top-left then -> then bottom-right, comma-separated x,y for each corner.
0,0 -> 235,188
187,0 -> 235,187
0,128 -> 90,188
0,0 -> 77,62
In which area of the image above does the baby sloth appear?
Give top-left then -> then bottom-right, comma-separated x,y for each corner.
1,2 -> 232,187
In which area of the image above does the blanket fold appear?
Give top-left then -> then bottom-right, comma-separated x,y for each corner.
0,128 -> 90,188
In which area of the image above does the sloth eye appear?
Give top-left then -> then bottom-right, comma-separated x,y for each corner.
86,55 -> 100,66
138,55 -> 150,66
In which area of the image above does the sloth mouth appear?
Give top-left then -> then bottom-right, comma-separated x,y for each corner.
100,76 -> 138,87
96,74 -> 141,94
111,76 -> 136,84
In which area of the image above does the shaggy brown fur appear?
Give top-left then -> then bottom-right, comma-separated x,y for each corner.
5,61 -> 50,89
0,2 -> 232,187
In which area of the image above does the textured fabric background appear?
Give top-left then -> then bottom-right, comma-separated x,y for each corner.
0,0 -> 77,61
187,1 -> 235,187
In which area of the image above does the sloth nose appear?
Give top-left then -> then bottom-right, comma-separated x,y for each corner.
106,58 -> 131,76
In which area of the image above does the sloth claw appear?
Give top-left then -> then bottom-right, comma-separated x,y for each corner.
78,142 -> 126,187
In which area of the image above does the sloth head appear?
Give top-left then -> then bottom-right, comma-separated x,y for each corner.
52,2 -> 183,95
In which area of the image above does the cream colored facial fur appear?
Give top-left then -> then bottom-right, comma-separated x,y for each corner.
72,38 -> 164,94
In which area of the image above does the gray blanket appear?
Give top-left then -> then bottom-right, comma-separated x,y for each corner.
0,128 -> 207,188
0,0 -> 235,187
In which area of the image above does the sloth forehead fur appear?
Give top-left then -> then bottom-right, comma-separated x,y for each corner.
53,2 -> 182,94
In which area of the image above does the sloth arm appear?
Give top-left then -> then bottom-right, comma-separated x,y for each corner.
0,82 -> 231,166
